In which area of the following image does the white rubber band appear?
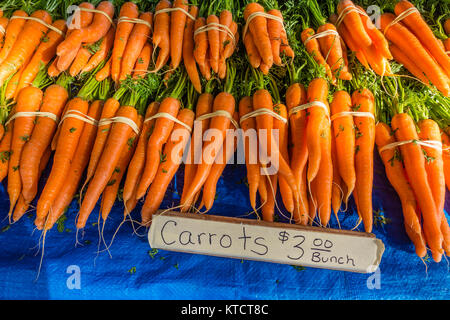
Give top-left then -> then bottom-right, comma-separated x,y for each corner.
379,139 -> 443,154
383,7 -> 419,35
154,7 -> 196,21
242,11 -> 285,44
98,116 -> 140,135
239,108 -> 287,125
0,25 -> 5,35
77,7 -> 115,26
10,16 -> 65,36
304,29 -> 340,44
196,110 -> 239,129
288,101 -> 329,118
331,111 -> 375,122
144,112 -> 192,133
336,5 -> 367,28
117,16 -> 152,30
59,110 -> 98,127
194,22 -> 236,46
5,111 -> 59,127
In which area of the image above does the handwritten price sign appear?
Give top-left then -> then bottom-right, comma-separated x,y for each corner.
148,212 -> 384,273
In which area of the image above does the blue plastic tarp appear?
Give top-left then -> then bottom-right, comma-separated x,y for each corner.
0,152 -> 449,300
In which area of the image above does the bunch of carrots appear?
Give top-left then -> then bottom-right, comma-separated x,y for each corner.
329,0 -> 393,78
379,1 -> 450,97
242,2 -> 294,75
376,112 -> 450,263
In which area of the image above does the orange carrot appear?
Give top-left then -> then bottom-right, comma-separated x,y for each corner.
141,108 -> 195,224
261,174 -> 277,222
375,122 -> 427,258
35,97 -> 89,227
95,56 -> 112,81
183,5 -> 201,93
243,2 -> 273,69
0,10 -> 52,87
0,121 -> 13,182
82,26 -> 115,73
330,90 -> 355,206
442,131 -> 450,191
69,47 -> 92,77
77,105 -> 138,229
395,0 -> 450,77
152,0 -> 171,72
301,28 -> 333,82
267,9 -> 284,66
132,42 -> 152,79
0,17 -> 9,48
380,13 -> 450,97
243,31 -> 261,69
207,14 -> 220,74
43,100 -> 103,231
337,0 -> 372,47
391,113 -> 443,262
193,17 -> 208,69
123,101 -> 160,204
170,0 -> 189,70
20,84 -> 68,203
119,12 -> 153,81
0,10 -> 28,65
389,43 -> 431,86
111,2 -> 139,83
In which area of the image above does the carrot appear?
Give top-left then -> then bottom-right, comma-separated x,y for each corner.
380,13 -> 450,97
279,22 -> 294,60
301,28 -> 333,82
43,100 -> 103,231
395,0 -> 450,77
123,101 -> 160,204
355,5 -> 392,59
77,105 -> 138,229
218,21 -> 238,79
5,61 -> 29,101
132,42 -> 152,79
391,113 -> 443,262
0,10 -> 52,87
238,96 -> 261,211
101,116 -> 141,221
111,2 -> 139,83
261,174 -> 278,222
286,83 -> 309,225
7,87 -> 43,217
16,20 -> 67,93
169,0 -> 189,70
273,103 -> 294,214
12,146 -> 52,222
141,108 -> 195,224
136,97 -> 182,199
317,23 -> 352,81
85,97 -> 121,186
217,10 -> 233,75
193,17 -> 208,69
179,92 -> 235,210
198,48 -> 212,80
330,13 -> 369,70
35,97 -> 89,227
201,111 -> 238,211
330,90 -> 355,206
331,132 -> 343,219
69,47 -> 92,77
305,78 -> 329,186
57,1 -> 114,58
351,89 -> 375,233
445,19 -> 450,36
180,93 -> 214,207
152,0 -> 171,72
0,120 -> 13,183
389,43 -> 431,86
82,26 -> 115,73
442,131 -> 450,191
183,5 -> 201,93
417,120 -> 450,255
47,58 -> 62,77
252,89 -> 300,213
20,84 -> 68,203
119,12 -> 153,81
375,122 -> 427,258
0,10 -> 28,65
95,56 -> 112,81
207,14 -> 220,74
267,9 -> 284,66
243,31 -> 261,69
243,2 -> 273,69
337,0 -> 372,47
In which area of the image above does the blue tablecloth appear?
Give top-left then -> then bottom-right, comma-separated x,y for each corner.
0,152 -> 449,300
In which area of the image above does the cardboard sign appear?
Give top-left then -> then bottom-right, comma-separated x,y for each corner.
148,211 -> 384,273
